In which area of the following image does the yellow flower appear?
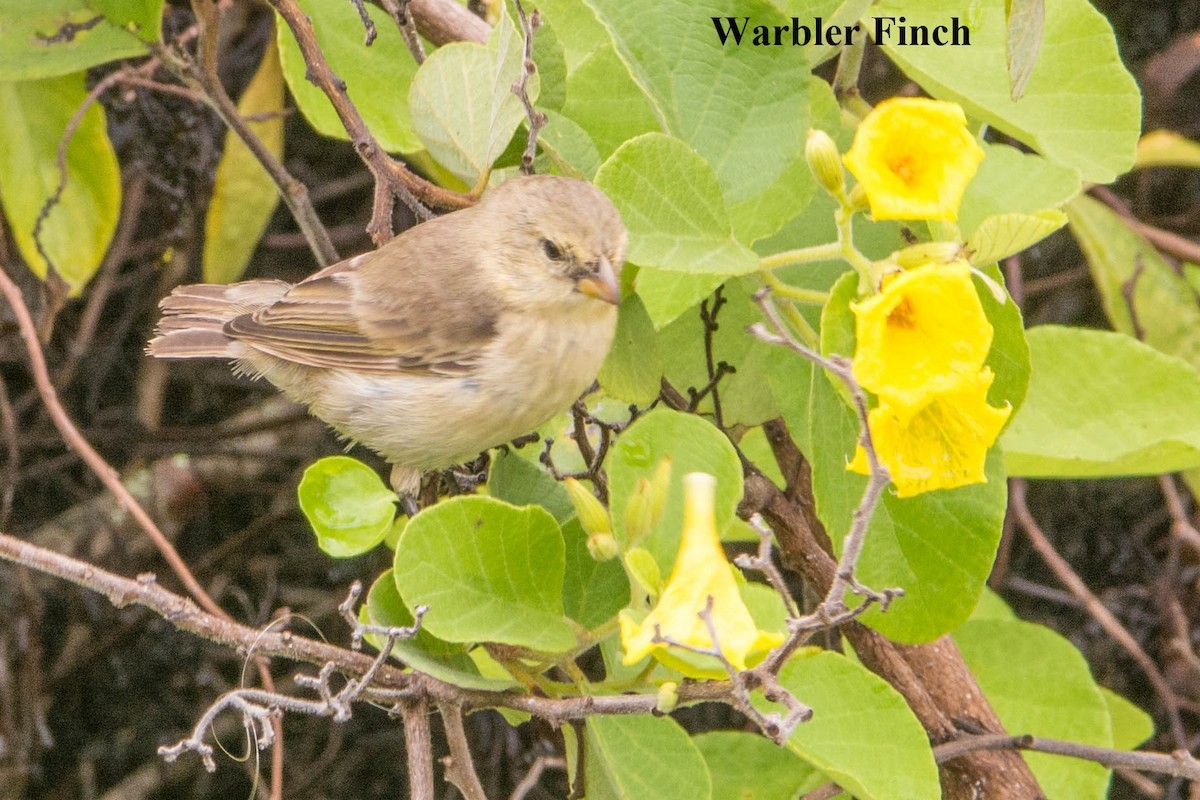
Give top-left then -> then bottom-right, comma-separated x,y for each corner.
843,97 -> 984,221
848,369 -> 1011,498
619,474 -> 783,678
851,260 -> 991,409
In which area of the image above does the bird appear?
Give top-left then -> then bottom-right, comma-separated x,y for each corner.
149,175 -> 627,513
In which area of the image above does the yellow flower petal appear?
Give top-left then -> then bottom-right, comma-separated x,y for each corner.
619,473 -> 783,678
848,369 -> 1012,498
851,260 -> 991,408
843,97 -> 984,221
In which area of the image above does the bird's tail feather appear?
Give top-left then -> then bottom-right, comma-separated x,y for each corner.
147,280 -> 290,359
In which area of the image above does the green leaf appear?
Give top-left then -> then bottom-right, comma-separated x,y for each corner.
957,142 -> 1081,240
1100,688 -> 1153,752
561,517 -> 629,629
955,618 -> 1112,799
587,0 -> 811,242
559,44 -> 660,161
409,9 -> 533,186
0,73 -> 120,293
657,276 -> 781,427
870,0 -> 1140,183
764,651 -> 940,800
537,109 -> 601,180
586,715 -> 712,800
1135,129 -> 1200,170
297,456 -> 397,557
1002,326 -> 1200,477
485,448 -> 629,629
806,272 -> 1023,642
780,0 -> 875,68
596,133 -> 759,276
607,408 -> 742,571
534,0 -> 610,70
487,448 -> 574,524
598,293 -> 663,405
365,570 -> 516,691
635,269 -> 728,331
0,0 -> 161,80
1067,194 -> 1200,371
393,496 -> 576,652
203,36 -> 284,284
966,210 -> 1067,266
1005,0 -> 1044,101
276,0 -> 419,153
529,12 -> 566,112
694,731 -> 818,800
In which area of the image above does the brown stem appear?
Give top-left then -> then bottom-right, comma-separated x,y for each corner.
743,472 -> 1044,799
409,0 -> 489,45
267,0 -> 474,244
155,36 -> 339,267
935,733 -> 1200,781
400,698 -> 435,800
1010,478 -> 1188,747
438,702 -> 488,800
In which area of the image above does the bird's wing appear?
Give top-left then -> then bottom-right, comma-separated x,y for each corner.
224,231 -> 501,376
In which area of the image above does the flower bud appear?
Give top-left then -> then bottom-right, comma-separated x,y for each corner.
655,681 -> 679,714
648,457 -> 672,528
624,478 -> 655,547
846,182 -> 870,212
624,546 -> 663,598
805,128 -> 846,197
893,241 -> 964,269
587,531 -> 620,562
564,477 -> 612,538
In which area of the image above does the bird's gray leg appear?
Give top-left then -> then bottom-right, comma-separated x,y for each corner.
390,464 -> 422,517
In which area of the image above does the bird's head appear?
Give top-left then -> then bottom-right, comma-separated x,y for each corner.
482,175 -> 627,312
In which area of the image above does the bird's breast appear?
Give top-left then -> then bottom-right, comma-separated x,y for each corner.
287,304 -> 617,471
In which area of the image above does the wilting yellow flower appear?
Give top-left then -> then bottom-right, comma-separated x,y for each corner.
848,369 -> 1011,498
619,474 -> 783,678
852,260 -> 991,409
843,97 -> 984,221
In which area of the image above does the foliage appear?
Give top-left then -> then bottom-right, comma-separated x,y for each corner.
5,0 -> 1190,798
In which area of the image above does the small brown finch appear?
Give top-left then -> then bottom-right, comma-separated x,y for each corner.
149,175 -> 626,509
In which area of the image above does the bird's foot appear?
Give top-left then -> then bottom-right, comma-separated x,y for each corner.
399,493 -> 420,518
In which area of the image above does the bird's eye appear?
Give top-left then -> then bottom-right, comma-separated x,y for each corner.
541,239 -> 564,261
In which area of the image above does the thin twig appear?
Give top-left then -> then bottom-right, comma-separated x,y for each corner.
512,0 -> 546,175
267,0 -> 473,243
0,531 -> 739,717
438,702 -> 488,800
154,37 -> 339,266
379,0 -> 427,63
1010,478 -> 1188,748
934,732 -> 1200,781
1159,475 -> 1200,559
346,0 -> 378,45
749,288 -> 901,671
511,756 -> 566,800
0,265 -> 289,795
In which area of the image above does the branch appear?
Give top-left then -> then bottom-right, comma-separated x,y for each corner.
0,531 -> 739,718
1010,479 -> 1188,748
438,702 -> 488,800
512,0 -> 546,175
935,733 -> 1200,781
155,31 -> 339,267
267,0 -> 474,245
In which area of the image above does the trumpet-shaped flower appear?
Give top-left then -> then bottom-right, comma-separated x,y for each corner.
619,474 -> 783,678
851,260 -> 991,409
843,97 -> 984,221
848,368 -> 1011,498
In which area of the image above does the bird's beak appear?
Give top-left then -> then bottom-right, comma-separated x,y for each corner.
576,256 -> 621,305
